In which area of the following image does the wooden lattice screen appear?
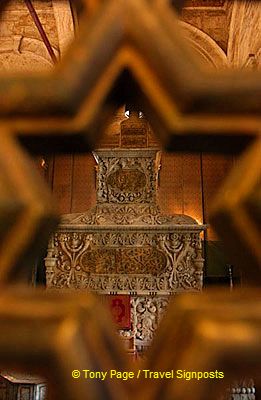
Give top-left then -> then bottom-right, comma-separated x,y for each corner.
0,1 -> 260,399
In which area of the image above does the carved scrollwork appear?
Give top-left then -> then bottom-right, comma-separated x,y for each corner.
132,296 -> 170,346
45,131 -> 206,371
61,207 -> 199,226
107,168 -> 146,197
118,296 -> 171,353
94,150 -> 158,204
95,204 -> 160,225
48,230 -> 203,293
46,148 -> 205,296
121,247 -> 167,275
52,233 -> 92,288
79,246 -> 167,275
157,232 -> 203,290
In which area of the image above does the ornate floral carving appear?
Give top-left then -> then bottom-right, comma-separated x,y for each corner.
79,246 -> 167,275
132,296 -> 170,347
59,148 -> 200,230
94,150 -> 160,204
46,229 -> 203,293
61,206 -> 199,226
107,168 -> 146,192
118,296 -> 171,352
46,148 -> 205,296
46,148 -> 206,357
94,204 -> 161,225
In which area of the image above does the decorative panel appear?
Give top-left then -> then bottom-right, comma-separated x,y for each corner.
47,227 -> 204,293
94,150 -> 159,204
131,296 -> 170,351
46,145 -> 205,296
46,115 -> 205,348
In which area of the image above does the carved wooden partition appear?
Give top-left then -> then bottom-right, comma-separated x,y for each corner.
0,0 -> 260,399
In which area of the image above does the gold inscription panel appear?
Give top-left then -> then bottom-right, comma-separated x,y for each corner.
80,247 -> 167,276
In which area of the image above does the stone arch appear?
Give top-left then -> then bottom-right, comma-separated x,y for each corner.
0,36 -> 58,73
179,21 -> 228,69
0,0 -> 74,73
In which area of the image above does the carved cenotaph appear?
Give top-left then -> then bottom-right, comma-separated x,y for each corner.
45,110 -> 206,351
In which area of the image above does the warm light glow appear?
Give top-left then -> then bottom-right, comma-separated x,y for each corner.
40,158 -> 48,170
124,110 -> 143,118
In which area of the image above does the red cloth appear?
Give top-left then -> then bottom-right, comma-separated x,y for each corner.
107,295 -> 131,329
